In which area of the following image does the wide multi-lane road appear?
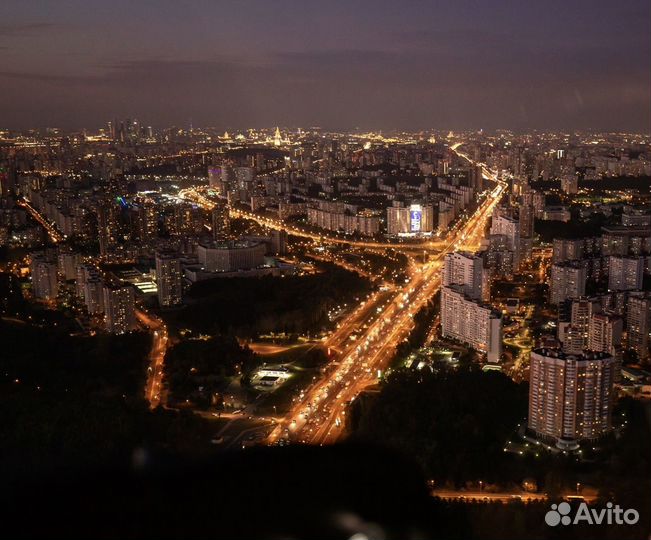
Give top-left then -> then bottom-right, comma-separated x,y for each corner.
268,178 -> 506,445
181,145 -> 505,446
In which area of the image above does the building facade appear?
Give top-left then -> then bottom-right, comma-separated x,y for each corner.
440,285 -> 502,362
528,348 -> 615,447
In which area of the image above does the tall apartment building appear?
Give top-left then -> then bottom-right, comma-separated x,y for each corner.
588,313 -> 623,355
608,256 -> 644,291
307,207 -> 380,236
519,204 -> 534,238
211,202 -> 230,240
208,167 -> 221,189
442,251 -> 484,300
528,348 -> 615,448
553,238 -> 584,263
489,214 -> 520,265
57,251 -> 80,281
627,294 -> 651,360
440,285 -> 502,362
567,297 -> 602,348
129,202 -> 157,243
84,276 -> 104,315
270,229 -> 288,255
96,200 -> 119,256
559,325 -> 585,355
483,234 -> 516,278
155,250 -> 183,307
532,191 -> 546,217
103,283 -> 136,334
31,254 -> 58,301
76,264 -> 99,299
234,166 -> 256,189
518,203 -> 534,263
621,206 -> 651,228
560,174 -> 579,195
550,261 -> 587,305
197,240 -> 266,272
601,225 -> 651,257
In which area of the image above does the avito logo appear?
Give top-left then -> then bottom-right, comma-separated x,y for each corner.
545,501 -> 639,527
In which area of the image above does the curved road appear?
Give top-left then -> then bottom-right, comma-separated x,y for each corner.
136,309 -> 169,409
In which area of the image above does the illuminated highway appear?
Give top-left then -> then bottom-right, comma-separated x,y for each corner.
179,149 -> 506,446
136,309 -> 169,409
17,199 -> 65,243
268,176 -> 506,445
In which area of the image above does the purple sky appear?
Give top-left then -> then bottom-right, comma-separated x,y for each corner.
0,0 -> 649,132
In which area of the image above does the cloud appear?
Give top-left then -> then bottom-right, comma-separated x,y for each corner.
0,70 -> 88,83
0,22 -> 60,37
0,46 -> 648,132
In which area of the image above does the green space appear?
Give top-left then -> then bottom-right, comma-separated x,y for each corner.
349,362 -> 651,526
352,365 -> 528,486
164,335 -> 258,409
162,263 -> 372,337
534,214 -> 609,242
0,319 -> 214,477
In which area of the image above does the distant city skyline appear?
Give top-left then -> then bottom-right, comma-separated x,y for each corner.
1,0 -> 649,132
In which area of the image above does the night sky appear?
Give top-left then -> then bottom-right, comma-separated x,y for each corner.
1,0 -> 649,132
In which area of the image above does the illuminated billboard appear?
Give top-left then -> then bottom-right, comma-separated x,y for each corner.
410,205 -> 422,232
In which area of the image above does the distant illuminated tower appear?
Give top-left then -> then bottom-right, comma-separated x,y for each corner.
96,200 -> 119,256
274,127 -> 282,147
155,250 -> 183,307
